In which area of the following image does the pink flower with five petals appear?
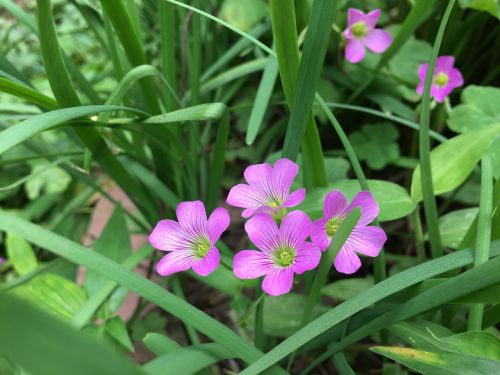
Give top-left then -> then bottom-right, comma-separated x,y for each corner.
416,55 -> 464,103
233,211 -> 321,296
343,8 -> 392,63
226,158 -> 305,218
311,190 -> 387,274
148,200 -> 229,277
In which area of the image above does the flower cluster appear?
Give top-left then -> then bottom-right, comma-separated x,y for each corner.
149,158 -> 387,296
343,8 -> 463,102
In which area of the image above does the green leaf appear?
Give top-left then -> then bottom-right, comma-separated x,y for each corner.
143,333 -> 180,357
371,346 -> 500,375
321,277 -> 374,301
143,343 -> 233,375
440,332 -> 500,360
6,232 -> 38,275
12,273 -> 86,320
448,85 -> 500,178
131,311 -> 168,342
349,123 -> 400,170
297,179 -> 416,222
458,0 -> 500,18
0,293 -> 144,375
439,208 -> 478,249
143,103 -> 227,124
252,294 -> 329,337
219,0 -> 268,31
105,316 -> 135,352
25,162 -> 71,200
411,125 -> 500,202
388,320 -> 454,352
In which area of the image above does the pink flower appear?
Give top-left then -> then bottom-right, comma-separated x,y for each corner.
233,211 -> 321,296
226,158 -> 305,218
0,257 -> 4,266
311,191 -> 386,274
342,8 -> 392,63
417,55 -> 464,103
148,200 -> 230,277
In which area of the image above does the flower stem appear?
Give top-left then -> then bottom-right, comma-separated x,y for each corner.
254,284 -> 265,350
467,156 -> 493,331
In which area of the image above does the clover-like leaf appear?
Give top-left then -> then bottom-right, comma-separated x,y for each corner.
349,123 -> 400,170
219,0 -> 268,32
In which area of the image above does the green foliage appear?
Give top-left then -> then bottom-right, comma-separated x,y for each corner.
349,123 -> 400,170
439,208 -> 478,249
458,0 -> 500,18
6,233 -> 38,276
219,0 -> 268,31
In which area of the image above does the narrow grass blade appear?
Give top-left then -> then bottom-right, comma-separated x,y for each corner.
245,57 -> 279,145
468,155 -> 493,331
0,77 -> 58,110
419,0 -> 456,258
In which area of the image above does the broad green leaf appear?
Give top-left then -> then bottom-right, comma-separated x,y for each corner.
143,343 -> 233,375
251,293 -> 329,337
25,162 -> 71,200
371,346 -> 500,375
439,208 -> 478,249
411,125 -> 500,202
349,123 -> 400,170
188,266 -> 241,297
297,179 -> 416,221
448,85 -> 500,178
131,311 -> 167,342
388,320 -> 454,351
0,294 -> 143,375
458,0 -> 500,18
440,332 -> 500,360
321,277 -> 374,301
6,232 -> 37,275
219,0 -> 268,32
105,317 -> 134,352
448,86 -> 500,133
12,273 -> 86,320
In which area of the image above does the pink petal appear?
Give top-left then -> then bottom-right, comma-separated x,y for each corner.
431,84 -> 453,103
262,268 -> 294,296
448,68 -> 464,89
279,210 -> 311,247
245,214 -> 279,253
148,219 -> 191,252
207,207 -> 230,243
311,219 -> 330,252
364,29 -> 392,53
364,9 -> 381,28
435,55 -> 455,73
283,188 -> 305,208
176,201 -> 207,236
347,8 -> 365,25
333,248 -> 361,274
272,158 -> 299,199
244,162 -> 273,185
191,248 -> 220,276
346,225 -> 386,257
227,184 -> 264,212
416,81 -> 425,96
418,63 -> 429,81
233,250 -> 273,279
323,190 -> 347,220
156,252 -> 195,276
345,39 -> 365,63
293,242 -> 321,274
345,191 -> 379,226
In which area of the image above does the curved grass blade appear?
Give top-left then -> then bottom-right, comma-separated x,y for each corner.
0,210 -> 286,375
0,77 -> 58,110
237,240 -> 500,375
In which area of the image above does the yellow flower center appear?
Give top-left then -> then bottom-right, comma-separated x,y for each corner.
274,246 -> 296,267
434,72 -> 449,87
193,238 -> 210,258
352,21 -> 369,38
326,218 -> 341,238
